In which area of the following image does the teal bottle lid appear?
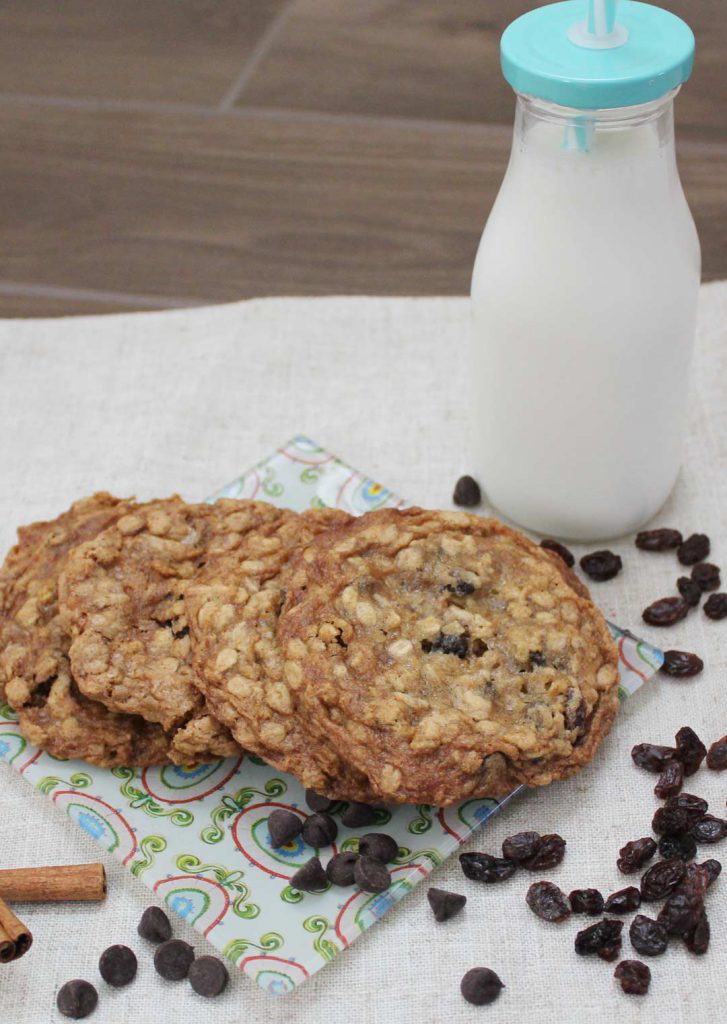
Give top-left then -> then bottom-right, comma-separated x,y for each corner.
501,0 -> 694,109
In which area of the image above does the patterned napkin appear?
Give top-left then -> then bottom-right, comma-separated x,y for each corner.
0,436 -> 663,995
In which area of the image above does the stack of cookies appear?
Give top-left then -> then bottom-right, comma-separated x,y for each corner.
0,495 -> 620,806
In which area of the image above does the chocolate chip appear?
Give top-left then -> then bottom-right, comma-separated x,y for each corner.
267,809 -> 303,848
98,945 -> 137,987
154,939 -> 195,981
460,967 -> 504,1006
290,856 -> 328,893
427,887 -> 467,922
301,812 -> 338,848
539,538 -> 575,567
341,802 -> 378,828
326,852 -> 359,886
188,956 -> 229,998
354,855 -> 391,894
138,906 -> 172,944
305,789 -> 333,813
359,833 -> 398,863
677,576 -> 702,607
691,562 -> 721,592
453,476 -> 481,508
56,980 -> 98,1020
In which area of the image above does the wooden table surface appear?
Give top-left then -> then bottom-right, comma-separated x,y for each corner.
0,0 -> 724,317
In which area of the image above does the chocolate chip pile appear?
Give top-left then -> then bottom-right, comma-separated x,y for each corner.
55,906 -> 229,1019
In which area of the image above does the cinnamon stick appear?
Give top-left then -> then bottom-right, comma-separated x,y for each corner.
0,897 -> 32,962
0,863 -> 106,903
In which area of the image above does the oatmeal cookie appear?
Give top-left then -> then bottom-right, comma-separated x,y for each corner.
278,508 -> 620,806
187,507 -> 377,797
61,497 -> 282,732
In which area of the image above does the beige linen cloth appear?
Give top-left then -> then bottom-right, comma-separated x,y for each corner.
0,286 -> 725,1024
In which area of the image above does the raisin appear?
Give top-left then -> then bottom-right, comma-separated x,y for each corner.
614,960 -> 651,996
658,887 -> 704,936
429,633 -> 469,658
660,649 -> 704,678
452,476 -> 481,508
691,562 -> 721,591
635,528 -> 682,551
675,726 -> 707,776
617,837 -> 657,875
707,735 -> 727,771
523,833 -> 566,870
690,815 -> 727,845
677,576 -> 702,608
604,887 -> 641,914
525,881 -> 571,922
640,858 -> 686,901
680,862 -> 710,894
528,650 -> 546,669
665,792 -> 709,824
677,533 -> 710,566
642,596 -> 689,627
444,580 -> 476,596
652,806 -> 690,836
631,743 -> 677,773
569,889 -> 604,915
700,859 -> 721,886
704,592 -> 727,620
540,538 -> 575,568
683,908 -> 710,955
501,831 -> 541,862
629,915 -> 669,956
658,833 -> 697,862
459,853 -> 517,884
574,918 -> 623,956
654,760 -> 683,799
579,550 -> 622,582
598,943 -> 622,963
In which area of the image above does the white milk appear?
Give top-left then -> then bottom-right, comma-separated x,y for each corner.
471,94 -> 700,540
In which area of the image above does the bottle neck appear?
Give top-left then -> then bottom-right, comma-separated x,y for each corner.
512,89 -> 677,158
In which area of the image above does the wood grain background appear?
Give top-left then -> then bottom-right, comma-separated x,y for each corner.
0,0 -> 724,317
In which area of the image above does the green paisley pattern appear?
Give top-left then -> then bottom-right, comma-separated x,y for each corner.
0,437 -> 664,995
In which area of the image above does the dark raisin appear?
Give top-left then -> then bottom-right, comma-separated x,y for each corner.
525,881 -> 571,922
658,832 -> 697,862
427,887 -> 467,922
642,596 -> 689,627
675,725 -> 707,776
700,859 -> 721,886
614,960 -> 651,996
452,476 -> 481,508
707,735 -> 727,771
501,831 -> 541,862
598,942 -> 622,963
523,833 -> 566,871
459,853 -> 517,883
683,908 -> 710,955
540,538 -> 575,567
604,887 -> 641,914
680,862 -> 711,893
665,792 -> 709,824
569,889 -> 604,915
629,914 -> 669,956
579,550 -> 622,582
460,967 -> 504,1006
677,576 -> 702,607
704,592 -> 727,620
678,533 -> 710,565
690,815 -> 727,845
574,918 -> 623,956
631,743 -> 677,772
635,528 -> 682,551
654,760 -> 683,799
652,806 -> 689,836
691,562 -> 721,591
660,649 -> 704,678
640,858 -> 686,901
657,887 -> 704,936
617,837 -> 657,874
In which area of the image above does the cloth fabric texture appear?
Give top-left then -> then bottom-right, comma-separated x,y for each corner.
0,285 -> 725,1024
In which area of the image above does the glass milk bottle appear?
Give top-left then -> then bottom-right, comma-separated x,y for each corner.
471,0 -> 699,540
